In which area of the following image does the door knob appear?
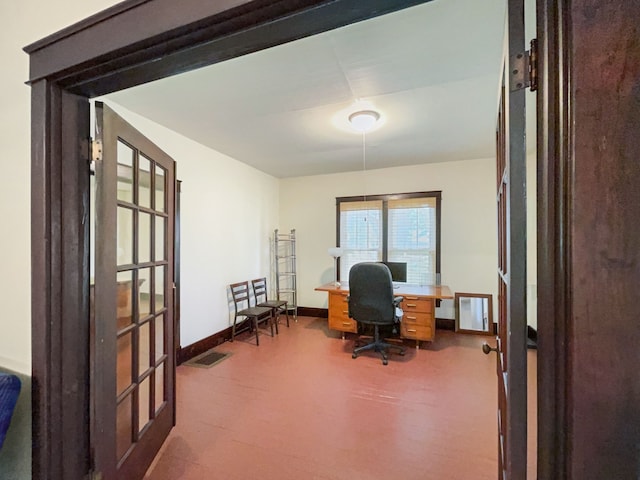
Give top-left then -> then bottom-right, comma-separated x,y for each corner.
482,343 -> 498,355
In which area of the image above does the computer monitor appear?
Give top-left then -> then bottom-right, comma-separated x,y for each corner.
380,261 -> 407,283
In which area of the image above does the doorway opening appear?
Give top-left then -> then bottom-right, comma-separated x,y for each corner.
26,0 -> 548,478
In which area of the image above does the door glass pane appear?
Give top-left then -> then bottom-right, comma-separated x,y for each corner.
139,211 -> 151,264
155,165 -> 166,213
155,314 -> 165,362
116,395 -> 132,461
139,321 -> 151,376
139,376 -> 151,434
117,141 -> 134,203
155,362 -> 165,414
117,207 -> 134,266
116,271 -> 133,330
155,265 -> 165,311
155,216 -> 165,262
138,268 -> 152,320
138,154 -> 151,209
117,332 -> 133,396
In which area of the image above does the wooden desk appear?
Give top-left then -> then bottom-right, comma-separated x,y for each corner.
315,282 -> 453,347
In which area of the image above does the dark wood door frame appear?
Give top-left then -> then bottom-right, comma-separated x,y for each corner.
25,0 -> 568,479
536,1 -> 569,478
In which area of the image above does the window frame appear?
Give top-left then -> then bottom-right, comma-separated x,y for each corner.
335,190 -> 442,282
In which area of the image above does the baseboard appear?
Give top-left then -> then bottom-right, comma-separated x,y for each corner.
297,306 -> 328,318
527,325 -> 538,349
435,318 -> 455,331
178,327 -> 232,365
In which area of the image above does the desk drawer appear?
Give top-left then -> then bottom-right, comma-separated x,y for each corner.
328,293 -> 356,333
328,315 -> 357,333
401,322 -> 434,341
400,297 -> 434,314
402,311 -> 433,327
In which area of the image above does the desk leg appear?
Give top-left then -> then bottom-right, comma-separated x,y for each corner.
341,332 -> 345,340
416,340 -> 420,349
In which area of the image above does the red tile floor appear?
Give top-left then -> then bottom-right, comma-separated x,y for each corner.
145,316 -> 537,479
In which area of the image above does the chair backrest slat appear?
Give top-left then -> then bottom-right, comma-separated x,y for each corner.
251,277 -> 268,304
230,281 -> 251,312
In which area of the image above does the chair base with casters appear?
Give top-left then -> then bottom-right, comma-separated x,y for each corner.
352,324 -> 406,365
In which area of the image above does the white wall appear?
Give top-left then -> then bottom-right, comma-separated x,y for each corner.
103,103 -> 280,346
0,0 -> 124,374
279,157 -> 499,321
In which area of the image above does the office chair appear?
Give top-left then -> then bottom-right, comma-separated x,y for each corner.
251,277 -> 290,333
348,262 -> 406,365
229,281 -> 274,346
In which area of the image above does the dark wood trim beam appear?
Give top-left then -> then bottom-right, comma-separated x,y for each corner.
25,0 -> 431,97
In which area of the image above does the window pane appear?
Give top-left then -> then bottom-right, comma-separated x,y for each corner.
155,265 -> 165,311
138,320 -> 151,377
155,165 -> 166,213
388,197 -> 437,285
155,314 -> 165,362
338,194 -> 439,286
155,362 -> 165,414
116,394 -> 132,461
117,332 -> 133,396
138,375 -> 151,434
338,200 -> 382,282
138,211 -> 151,264
138,154 -> 151,209
138,268 -> 152,320
117,141 -> 134,203
117,207 -> 134,266
155,216 -> 165,261
116,270 -> 134,330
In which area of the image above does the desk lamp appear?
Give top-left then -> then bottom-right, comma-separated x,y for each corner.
327,247 -> 343,287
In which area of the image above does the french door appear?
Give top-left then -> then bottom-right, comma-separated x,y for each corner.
93,102 -> 176,480
486,0 -> 529,478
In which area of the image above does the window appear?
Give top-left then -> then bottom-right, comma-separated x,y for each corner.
337,192 -> 441,285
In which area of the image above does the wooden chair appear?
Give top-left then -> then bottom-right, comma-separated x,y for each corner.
251,277 -> 289,333
229,281 -> 274,345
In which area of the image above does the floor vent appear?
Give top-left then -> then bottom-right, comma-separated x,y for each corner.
184,349 -> 231,368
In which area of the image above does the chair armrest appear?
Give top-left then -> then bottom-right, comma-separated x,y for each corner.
393,296 -> 403,306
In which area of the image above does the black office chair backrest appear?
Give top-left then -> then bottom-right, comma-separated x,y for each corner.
348,262 -> 395,325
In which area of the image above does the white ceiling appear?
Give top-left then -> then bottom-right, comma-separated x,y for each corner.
106,0 -> 507,178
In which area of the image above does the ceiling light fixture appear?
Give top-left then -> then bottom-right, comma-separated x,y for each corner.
348,110 -> 380,133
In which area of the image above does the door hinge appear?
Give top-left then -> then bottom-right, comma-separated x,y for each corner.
90,139 -> 102,174
510,38 -> 538,92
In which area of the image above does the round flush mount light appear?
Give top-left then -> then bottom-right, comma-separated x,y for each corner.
348,110 -> 381,133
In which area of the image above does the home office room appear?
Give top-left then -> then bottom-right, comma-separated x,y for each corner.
4,0 -> 639,478
1,0 -> 559,478
82,0 -> 539,477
